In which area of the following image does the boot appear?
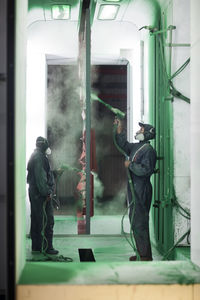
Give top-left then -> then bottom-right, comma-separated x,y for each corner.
140,256 -> 152,261
129,255 -> 137,261
46,248 -> 59,255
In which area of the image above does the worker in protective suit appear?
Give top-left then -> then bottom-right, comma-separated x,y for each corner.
27,136 -> 59,255
114,119 -> 156,261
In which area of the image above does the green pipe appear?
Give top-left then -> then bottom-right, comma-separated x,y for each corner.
168,27 -> 173,78
161,27 -> 174,255
170,58 -> 190,80
153,28 -> 174,255
41,201 -> 48,254
154,33 -> 160,242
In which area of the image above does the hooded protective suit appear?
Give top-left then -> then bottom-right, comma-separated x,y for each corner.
115,123 -> 157,260
27,137 -> 55,252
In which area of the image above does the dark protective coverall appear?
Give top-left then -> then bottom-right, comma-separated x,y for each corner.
27,148 -> 55,251
116,132 -> 157,259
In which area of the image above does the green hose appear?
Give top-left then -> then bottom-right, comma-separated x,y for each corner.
160,196 -> 191,260
41,200 -> 48,254
173,198 -> 190,220
29,199 -> 73,263
170,58 -> 190,80
113,124 -> 140,261
158,34 -> 190,103
41,199 -> 73,262
91,93 -> 139,257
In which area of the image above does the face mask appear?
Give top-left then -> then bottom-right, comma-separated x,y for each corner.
135,133 -> 145,141
45,147 -> 51,155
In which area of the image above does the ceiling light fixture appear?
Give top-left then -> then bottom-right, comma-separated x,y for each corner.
98,4 -> 120,20
51,5 -> 71,20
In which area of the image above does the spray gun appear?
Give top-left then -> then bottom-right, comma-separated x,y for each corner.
91,93 -> 126,119
139,25 -> 158,33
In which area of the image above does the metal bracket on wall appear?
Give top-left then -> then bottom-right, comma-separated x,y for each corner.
161,198 -> 173,208
156,156 -> 164,160
150,25 -> 176,36
164,96 -> 174,101
153,200 -> 161,208
153,199 -> 173,208
165,43 -> 190,47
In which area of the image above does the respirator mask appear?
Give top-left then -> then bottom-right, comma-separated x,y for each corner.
135,122 -> 156,142
135,132 -> 145,141
45,147 -> 52,155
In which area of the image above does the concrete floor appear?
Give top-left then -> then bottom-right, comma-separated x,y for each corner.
20,216 -> 200,285
26,215 -> 163,262
26,234 -> 162,263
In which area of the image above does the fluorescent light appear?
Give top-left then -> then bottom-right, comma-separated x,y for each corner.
51,5 -> 71,20
98,4 -> 119,20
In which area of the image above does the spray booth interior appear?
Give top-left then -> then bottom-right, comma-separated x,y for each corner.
9,0 -> 200,294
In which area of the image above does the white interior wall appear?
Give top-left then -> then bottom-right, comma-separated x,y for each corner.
172,0 -> 191,245
28,21 -> 78,58
26,46 -> 47,161
191,0 -> 200,267
26,46 -> 47,234
119,48 -> 141,142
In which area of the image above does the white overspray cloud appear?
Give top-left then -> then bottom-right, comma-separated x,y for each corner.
47,65 -> 82,169
47,65 -> 82,198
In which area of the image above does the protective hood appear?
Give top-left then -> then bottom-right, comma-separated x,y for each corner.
138,122 -> 155,141
36,136 -> 49,153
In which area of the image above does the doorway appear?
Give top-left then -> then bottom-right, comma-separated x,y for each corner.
47,64 -> 128,234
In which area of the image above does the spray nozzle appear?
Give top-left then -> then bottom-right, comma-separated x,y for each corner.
111,108 -> 126,119
139,25 -> 158,33
91,93 -> 125,119
60,164 -> 71,171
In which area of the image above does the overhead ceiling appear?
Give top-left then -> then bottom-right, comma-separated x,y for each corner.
27,0 -> 160,59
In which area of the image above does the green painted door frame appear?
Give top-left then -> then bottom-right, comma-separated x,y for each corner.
150,21 -> 175,258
